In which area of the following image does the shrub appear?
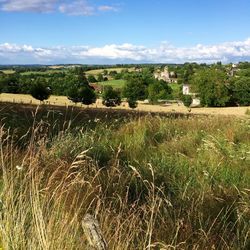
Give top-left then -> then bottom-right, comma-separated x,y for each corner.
182,95 -> 192,107
79,85 -> 97,105
148,80 -> 172,104
30,79 -> 51,101
102,86 -> 121,107
128,98 -> 137,108
87,75 -> 97,83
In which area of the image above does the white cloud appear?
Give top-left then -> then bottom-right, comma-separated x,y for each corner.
98,5 -> 118,12
1,38 -> 250,64
0,0 -> 57,12
0,0 -> 119,15
59,0 -> 94,16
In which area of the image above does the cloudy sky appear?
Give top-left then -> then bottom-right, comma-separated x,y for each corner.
0,0 -> 250,64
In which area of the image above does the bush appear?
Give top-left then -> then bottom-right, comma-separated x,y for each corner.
87,75 -> 97,83
128,98 -> 137,108
232,77 -> 250,106
181,95 -> 192,107
191,69 -> 229,107
79,85 -> 97,105
102,86 -> 121,107
148,80 -> 172,104
30,79 -> 51,101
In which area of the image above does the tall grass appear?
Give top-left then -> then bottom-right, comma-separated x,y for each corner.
0,106 -> 249,249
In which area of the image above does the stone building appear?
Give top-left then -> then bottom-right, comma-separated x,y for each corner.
154,66 -> 178,83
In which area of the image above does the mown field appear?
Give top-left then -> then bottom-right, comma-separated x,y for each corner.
0,70 -> 16,74
20,70 -> 63,75
98,79 -> 126,89
1,93 -> 250,117
85,67 -> 134,75
0,103 -> 249,249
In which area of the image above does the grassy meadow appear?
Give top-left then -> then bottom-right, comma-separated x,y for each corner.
0,103 -> 249,249
98,79 -> 126,89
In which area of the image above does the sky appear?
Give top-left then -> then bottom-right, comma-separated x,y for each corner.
0,0 -> 250,64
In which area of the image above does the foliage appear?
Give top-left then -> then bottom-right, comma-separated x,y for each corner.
30,78 -> 51,101
102,86 -> 121,107
67,69 -> 96,105
74,67 -> 89,84
67,85 -> 81,103
148,80 -> 172,103
122,74 -> 147,102
231,77 -> 250,106
0,73 -> 20,93
127,98 -> 138,108
191,68 -> 229,107
87,75 -> 97,83
79,85 -> 96,105
181,94 -> 193,107
0,106 -> 249,249
97,73 -> 104,82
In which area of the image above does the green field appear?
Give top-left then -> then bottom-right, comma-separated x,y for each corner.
98,79 -> 126,89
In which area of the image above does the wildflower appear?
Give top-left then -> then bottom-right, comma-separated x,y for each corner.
16,165 -> 23,171
202,170 -> 209,178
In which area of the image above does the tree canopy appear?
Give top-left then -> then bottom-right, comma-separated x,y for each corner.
148,80 -> 172,104
191,69 -> 229,107
30,78 -> 51,101
102,86 -> 121,107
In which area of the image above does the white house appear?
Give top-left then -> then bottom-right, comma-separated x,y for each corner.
182,84 -> 190,95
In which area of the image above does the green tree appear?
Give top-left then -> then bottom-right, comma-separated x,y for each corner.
102,86 -> 121,107
148,80 -> 172,104
128,98 -> 137,109
123,75 -> 147,101
87,75 -> 97,83
231,77 -> 250,106
97,73 -> 104,82
30,78 -> 51,101
67,70 -> 96,105
75,67 -> 88,84
0,73 -> 20,93
191,69 -> 229,107
181,95 -> 193,107
109,70 -> 118,77
102,69 -> 108,76
79,85 -> 96,105
68,85 -> 81,103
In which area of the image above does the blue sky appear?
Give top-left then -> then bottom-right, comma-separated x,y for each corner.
0,0 -> 250,64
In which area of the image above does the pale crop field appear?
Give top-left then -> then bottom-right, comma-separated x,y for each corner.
20,70 -> 63,75
85,67 -> 134,75
0,93 -> 249,117
0,69 -> 16,74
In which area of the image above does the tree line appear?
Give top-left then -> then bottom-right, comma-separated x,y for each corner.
0,62 -> 249,108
